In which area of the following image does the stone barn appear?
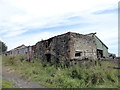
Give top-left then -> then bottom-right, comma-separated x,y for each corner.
5,32 -> 108,65
34,32 -> 108,65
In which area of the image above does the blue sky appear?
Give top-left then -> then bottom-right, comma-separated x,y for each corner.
0,0 -> 118,56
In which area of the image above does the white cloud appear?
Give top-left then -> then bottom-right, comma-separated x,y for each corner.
0,22 -> 28,37
0,0 -> 118,55
4,0 -> 118,16
6,31 -> 57,50
4,30 -> 27,37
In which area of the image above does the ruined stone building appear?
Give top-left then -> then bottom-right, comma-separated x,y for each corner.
5,44 -> 35,61
87,33 -> 108,58
5,44 -> 27,56
34,32 -> 108,65
5,32 -> 108,65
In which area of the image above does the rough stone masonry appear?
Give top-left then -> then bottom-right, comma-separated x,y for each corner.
5,32 -> 108,66
34,32 -> 97,66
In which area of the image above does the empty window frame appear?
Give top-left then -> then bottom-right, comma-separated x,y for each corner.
75,51 -> 82,57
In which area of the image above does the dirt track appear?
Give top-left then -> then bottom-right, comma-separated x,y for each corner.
2,67 -> 45,88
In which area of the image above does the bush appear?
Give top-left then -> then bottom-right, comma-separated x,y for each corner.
8,56 -> 16,65
19,55 -> 25,62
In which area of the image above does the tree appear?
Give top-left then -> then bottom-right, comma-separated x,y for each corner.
0,41 -> 7,53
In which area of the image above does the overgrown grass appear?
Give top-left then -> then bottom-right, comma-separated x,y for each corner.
1,80 -> 15,88
2,55 -> 119,88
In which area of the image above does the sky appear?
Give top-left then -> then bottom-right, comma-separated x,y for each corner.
0,0 -> 119,56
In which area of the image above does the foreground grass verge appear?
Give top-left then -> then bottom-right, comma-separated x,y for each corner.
2,56 -> 119,88
1,80 -> 15,88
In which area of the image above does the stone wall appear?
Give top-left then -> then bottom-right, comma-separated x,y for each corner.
34,33 -> 71,65
69,33 -> 97,60
5,32 -> 101,65
34,32 -> 97,65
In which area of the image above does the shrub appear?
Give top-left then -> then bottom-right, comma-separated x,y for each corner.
19,55 -> 25,62
8,56 -> 16,65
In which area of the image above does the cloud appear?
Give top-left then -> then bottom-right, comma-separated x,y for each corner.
0,0 -> 118,55
3,30 -> 27,37
4,31 -> 57,50
93,8 -> 117,14
0,22 -> 28,37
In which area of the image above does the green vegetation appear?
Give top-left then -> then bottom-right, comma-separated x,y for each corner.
2,56 -> 119,88
0,41 -> 7,53
1,80 -> 15,88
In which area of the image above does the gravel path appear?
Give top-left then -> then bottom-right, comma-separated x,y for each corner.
2,68 -> 46,88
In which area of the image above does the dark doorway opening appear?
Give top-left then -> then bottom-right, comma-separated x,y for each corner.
45,54 -> 51,62
97,49 -> 103,58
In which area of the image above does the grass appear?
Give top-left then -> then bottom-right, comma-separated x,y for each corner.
2,55 -> 119,88
1,80 -> 15,88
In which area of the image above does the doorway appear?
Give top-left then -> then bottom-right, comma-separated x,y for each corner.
45,54 -> 51,62
97,49 -> 103,58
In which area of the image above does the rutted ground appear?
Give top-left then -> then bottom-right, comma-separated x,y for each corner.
2,67 -> 45,88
